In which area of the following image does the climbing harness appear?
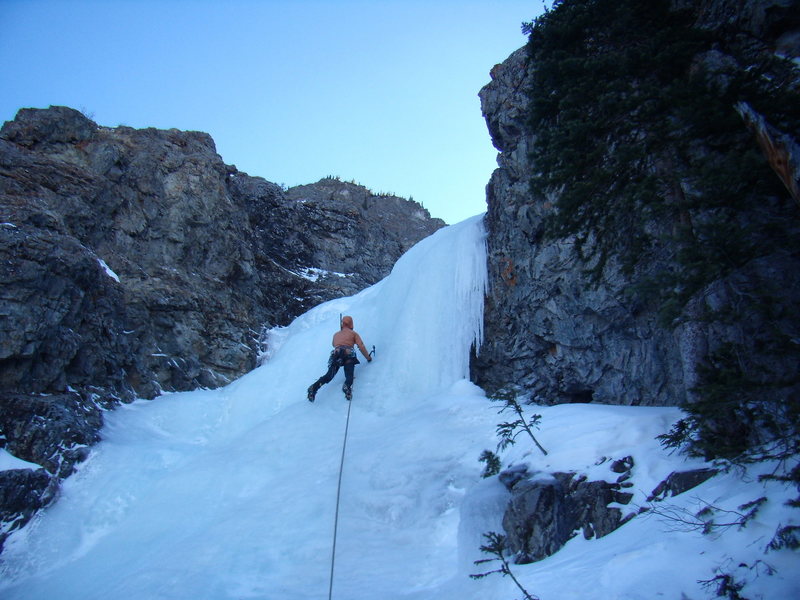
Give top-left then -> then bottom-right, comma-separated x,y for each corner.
328,389 -> 353,600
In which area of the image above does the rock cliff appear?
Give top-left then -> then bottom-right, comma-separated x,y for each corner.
474,0 -> 799,567
0,107 -> 443,403
471,0 -> 800,408
0,106 -> 443,546
473,46 -> 686,406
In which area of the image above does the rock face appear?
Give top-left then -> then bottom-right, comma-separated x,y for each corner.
0,107 -> 443,402
473,46 -> 686,406
0,392 -> 102,478
0,469 -> 58,550
283,179 -> 443,289
502,471 -> 635,563
498,459 -> 717,564
0,105 -> 444,547
471,1 -> 800,407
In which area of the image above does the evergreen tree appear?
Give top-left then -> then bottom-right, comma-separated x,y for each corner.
524,0 -> 796,282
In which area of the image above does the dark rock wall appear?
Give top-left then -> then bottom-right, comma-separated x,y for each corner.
471,0 -> 800,407
473,48 -> 686,406
0,106 -> 444,544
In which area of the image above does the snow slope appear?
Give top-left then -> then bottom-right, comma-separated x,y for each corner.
1,215 -> 797,600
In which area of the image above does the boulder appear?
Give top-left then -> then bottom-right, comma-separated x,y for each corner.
500,465 -> 635,564
499,459 -> 717,564
648,468 -> 719,502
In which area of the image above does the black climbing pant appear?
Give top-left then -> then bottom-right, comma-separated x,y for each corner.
315,360 -> 354,388
313,346 -> 359,389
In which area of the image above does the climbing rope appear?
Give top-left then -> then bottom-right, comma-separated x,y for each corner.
328,396 -> 353,600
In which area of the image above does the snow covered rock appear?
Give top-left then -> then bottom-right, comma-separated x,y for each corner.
499,459 -> 721,565
0,468 -> 58,552
499,463 -> 635,564
647,467 -> 718,502
0,392 -> 101,478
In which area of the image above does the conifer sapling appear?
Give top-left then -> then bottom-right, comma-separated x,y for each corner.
479,449 -> 502,478
470,532 -> 539,600
491,391 -> 548,456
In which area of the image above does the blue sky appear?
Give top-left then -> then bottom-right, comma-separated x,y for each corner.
0,0 -> 541,224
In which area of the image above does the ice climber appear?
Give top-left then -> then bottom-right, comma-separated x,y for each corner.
307,315 -> 372,402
